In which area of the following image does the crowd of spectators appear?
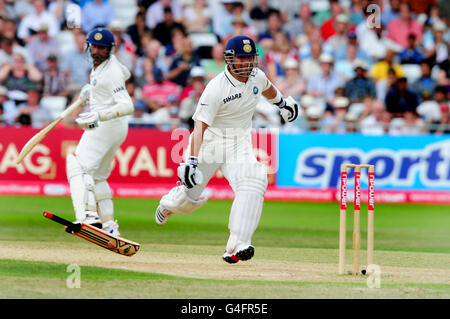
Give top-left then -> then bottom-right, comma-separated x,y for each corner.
0,0 -> 449,136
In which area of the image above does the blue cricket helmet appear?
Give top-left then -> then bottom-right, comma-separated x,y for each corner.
224,35 -> 258,77
86,27 -> 115,47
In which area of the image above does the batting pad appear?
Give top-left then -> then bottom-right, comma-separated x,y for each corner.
160,185 -> 208,214
95,180 -> 114,222
226,164 -> 268,254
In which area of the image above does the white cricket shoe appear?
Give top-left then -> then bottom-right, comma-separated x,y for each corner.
155,205 -> 172,225
222,245 -> 255,264
102,220 -> 120,236
79,211 -> 102,228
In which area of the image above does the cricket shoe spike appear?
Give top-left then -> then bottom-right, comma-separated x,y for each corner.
155,205 -> 172,225
222,245 -> 255,264
80,211 -> 102,229
102,220 -> 120,236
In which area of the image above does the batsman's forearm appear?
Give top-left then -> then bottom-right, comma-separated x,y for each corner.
98,102 -> 134,121
190,121 -> 208,158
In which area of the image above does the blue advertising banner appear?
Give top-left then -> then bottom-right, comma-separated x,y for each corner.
278,133 -> 450,191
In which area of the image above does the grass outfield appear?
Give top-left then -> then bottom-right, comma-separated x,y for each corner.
0,195 -> 449,299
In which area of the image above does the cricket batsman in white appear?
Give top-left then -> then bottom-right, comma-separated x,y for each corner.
68,27 -> 134,236
155,35 -> 299,263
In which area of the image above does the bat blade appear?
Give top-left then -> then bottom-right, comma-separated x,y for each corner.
16,99 -> 83,165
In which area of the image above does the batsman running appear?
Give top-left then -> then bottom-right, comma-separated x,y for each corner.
67,27 -> 134,235
155,35 -> 299,263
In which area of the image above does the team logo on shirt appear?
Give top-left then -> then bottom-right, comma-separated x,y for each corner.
253,86 -> 258,94
92,79 -> 97,86
94,33 -> 103,41
223,93 -> 242,104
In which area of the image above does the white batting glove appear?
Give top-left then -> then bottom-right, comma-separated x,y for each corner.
279,96 -> 299,123
76,112 -> 99,130
79,84 -> 92,104
177,156 -> 203,189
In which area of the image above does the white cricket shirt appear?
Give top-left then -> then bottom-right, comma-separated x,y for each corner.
89,54 -> 133,115
193,66 -> 271,137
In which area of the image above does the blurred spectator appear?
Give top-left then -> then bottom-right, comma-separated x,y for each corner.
370,48 -> 404,82
0,53 -> 42,103
13,0 -> 34,21
376,66 -> 399,101
264,31 -> 297,80
81,0 -> 115,33
0,0 -> 15,20
15,84 -> 53,127
134,39 -> 169,86
385,77 -> 419,116
423,20 -> 449,69
358,23 -> 403,62
275,57 -> 305,101
348,0 -> 365,26
345,59 -> 376,103
389,110 -> 427,135
360,100 -> 391,135
42,53 -> 69,97
307,53 -> 345,103
0,36 -> 32,66
153,6 -> 186,46
182,0 -> 211,34
3,18 -> 20,43
146,0 -> 183,29
399,34 -> 424,64
381,0 -> 401,27
387,3 -> 423,49
168,37 -> 200,87
325,14 -> 351,52
212,0 -> 237,40
61,30 -> 91,90
284,3 -> 313,42
299,39 -> 322,79
417,90 -> 442,126
48,0 -> 74,28
249,0 -> 277,22
435,102 -> 450,135
142,67 -> 180,112
320,0 -> 346,41
427,85 -> 449,134
334,43 -> 359,81
126,11 -> 151,56
323,96 -> 350,133
26,23 -> 60,72
179,65 -> 205,102
109,20 -> 136,72
202,42 -> 225,81
179,69 -> 206,129
17,0 -> 59,42
334,31 -> 372,67
222,15 -> 255,46
258,10 -> 284,42
410,61 -> 437,101
298,23 -> 332,60
0,85 -> 16,125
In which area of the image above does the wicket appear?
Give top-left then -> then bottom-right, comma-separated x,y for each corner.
339,164 -> 375,275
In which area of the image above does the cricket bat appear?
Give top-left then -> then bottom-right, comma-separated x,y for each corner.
43,211 -> 140,257
16,99 -> 84,165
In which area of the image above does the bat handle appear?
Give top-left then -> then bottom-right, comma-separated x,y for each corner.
43,211 -> 74,228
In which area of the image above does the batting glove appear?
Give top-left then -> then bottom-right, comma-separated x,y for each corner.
177,156 -> 204,189
76,111 -> 99,130
279,96 -> 299,123
79,84 -> 92,104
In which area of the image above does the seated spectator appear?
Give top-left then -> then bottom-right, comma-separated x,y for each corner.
168,37 -> 200,87
134,39 -> 170,86
81,0 -> 115,33
0,53 -> 42,104
370,48 -> 404,82
146,0 -> 183,29
416,90 -> 442,127
345,59 -> 376,103
126,11 -> 151,56
376,67 -> 399,101
423,20 -> 449,69
334,43 -> 359,81
212,0 -> 236,40
258,10 -> 285,42
222,15 -> 256,46
325,14 -> 351,52
283,3 -> 313,42
334,31 -> 372,67
298,23 -> 332,60
142,67 -> 180,112
358,22 -> 403,62
179,66 -> 205,103
182,0 -> 211,33
299,39 -> 323,79
179,70 -> 206,129
109,20 -> 136,72
250,0 -> 278,23
387,3 -> 423,49
389,110 -> 427,135
323,96 -> 350,133
0,36 -> 32,66
275,57 -> 305,101
264,31 -> 297,80
360,100 -> 391,135
17,0 -> 59,43
61,30 -> 91,92
306,53 -> 345,103
26,23 -> 60,72
202,42 -> 226,81
153,6 -> 186,47
381,0 -> 400,27
399,34 -> 424,64
15,84 -> 53,127
435,103 -> 450,135
42,53 -> 69,97
385,77 -> 419,116
0,85 -> 17,125
410,61 -> 437,102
